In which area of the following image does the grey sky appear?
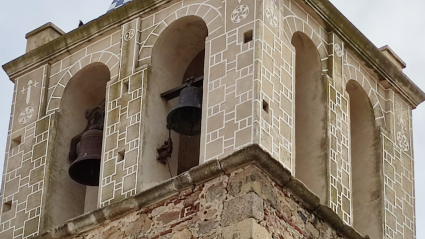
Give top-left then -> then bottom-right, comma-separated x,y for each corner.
0,0 -> 424,237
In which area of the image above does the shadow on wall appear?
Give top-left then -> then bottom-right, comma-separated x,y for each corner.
347,79 -> 383,239
292,31 -> 328,204
141,16 -> 208,188
43,62 -> 109,230
291,32 -> 383,239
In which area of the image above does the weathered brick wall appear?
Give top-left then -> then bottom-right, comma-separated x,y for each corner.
44,158 -> 362,239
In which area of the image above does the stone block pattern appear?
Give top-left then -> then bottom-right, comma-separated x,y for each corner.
63,165 -> 350,239
136,0 -> 257,162
0,115 -> 52,239
203,26 -> 255,161
0,31 -> 122,239
258,0 -> 416,233
46,31 -> 122,114
342,49 -> 415,238
381,96 -> 415,239
137,0 -> 224,68
257,0 -> 329,172
0,0 -> 418,238
328,43 -> 352,225
100,69 -> 145,207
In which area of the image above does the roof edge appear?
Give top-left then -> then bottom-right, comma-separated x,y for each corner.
25,22 -> 65,39
2,0 -> 171,83
379,45 -> 407,69
2,0 -> 424,107
304,0 -> 425,107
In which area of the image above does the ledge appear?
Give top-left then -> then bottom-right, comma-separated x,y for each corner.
25,23 -> 65,39
32,144 -> 367,239
379,45 -> 406,70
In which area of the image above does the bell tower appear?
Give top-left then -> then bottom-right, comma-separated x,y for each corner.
0,0 -> 423,238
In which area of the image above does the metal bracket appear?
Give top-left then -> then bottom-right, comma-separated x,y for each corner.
160,76 -> 204,101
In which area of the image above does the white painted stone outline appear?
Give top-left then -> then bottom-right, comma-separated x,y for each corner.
46,51 -> 120,113
281,15 -> 329,70
137,2 -> 223,64
343,62 -> 387,128
99,66 -> 145,206
328,82 -> 352,225
258,11 -> 330,172
382,134 -> 415,238
0,115 -> 52,238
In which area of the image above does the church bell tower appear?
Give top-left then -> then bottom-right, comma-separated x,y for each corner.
0,0 -> 423,238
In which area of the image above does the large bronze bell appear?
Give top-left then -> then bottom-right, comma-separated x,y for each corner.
68,102 -> 105,186
167,85 -> 202,136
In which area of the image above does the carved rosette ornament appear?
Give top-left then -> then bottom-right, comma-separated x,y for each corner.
265,0 -> 278,27
124,29 -> 135,41
334,44 -> 344,57
18,106 -> 34,124
231,0 -> 249,23
396,102 -> 409,152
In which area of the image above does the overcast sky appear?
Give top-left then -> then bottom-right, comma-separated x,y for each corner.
0,0 -> 424,237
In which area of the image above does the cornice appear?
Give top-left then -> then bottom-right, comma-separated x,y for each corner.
30,144 -> 365,239
2,0 -> 170,81
3,0 -> 424,107
304,0 -> 425,107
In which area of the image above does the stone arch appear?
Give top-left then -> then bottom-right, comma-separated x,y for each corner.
282,16 -> 328,72
344,64 -> 386,128
346,79 -> 383,239
43,62 -> 110,230
139,15 -> 207,186
138,3 -> 223,65
47,51 -> 119,113
292,31 -> 328,203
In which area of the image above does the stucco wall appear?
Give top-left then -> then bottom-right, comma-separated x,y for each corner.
0,0 -> 419,238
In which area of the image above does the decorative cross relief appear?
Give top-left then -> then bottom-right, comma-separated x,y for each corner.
396,102 -> 409,152
18,80 -> 39,125
231,0 -> 249,23
20,80 -> 39,104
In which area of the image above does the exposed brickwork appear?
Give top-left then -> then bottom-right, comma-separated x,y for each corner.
37,164 -> 363,239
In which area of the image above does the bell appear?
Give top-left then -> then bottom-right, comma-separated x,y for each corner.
69,129 -> 103,186
167,85 -> 202,136
68,102 -> 105,186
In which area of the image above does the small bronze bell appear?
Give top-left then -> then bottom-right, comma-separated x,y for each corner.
68,102 -> 105,186
167,85 -> 202,136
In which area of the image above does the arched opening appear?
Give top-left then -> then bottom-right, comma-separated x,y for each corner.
292,32 -> 327,202
346,80 -> 383,238
43,63 -> 109,230
141,16 -> 207,186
